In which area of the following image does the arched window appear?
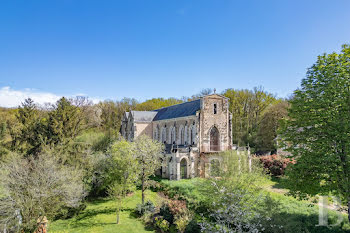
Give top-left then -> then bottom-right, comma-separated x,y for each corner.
170,126 -> 176,144
190,125 -> 196,145
154,126 -> 159,141
180,126 -> 185,145
161,127 -> 167,143
210,126 -> 220,151
180,158 -> 188,179
184,125 -> 188,145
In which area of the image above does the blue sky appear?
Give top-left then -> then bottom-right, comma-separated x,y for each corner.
0,0 -> 349,107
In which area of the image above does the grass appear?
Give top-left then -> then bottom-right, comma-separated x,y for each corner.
49,190 -> 164,233
49,177 -> 350,233
160,177 -> 350,233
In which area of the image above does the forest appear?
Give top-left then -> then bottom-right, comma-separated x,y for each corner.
1,45 -> 350,233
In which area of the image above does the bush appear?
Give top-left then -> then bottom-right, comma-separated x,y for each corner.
155,216 -> 170,233
185,219 -> 201,233
135,200 -> 156,216
159,202 -> 174,224
157,199 -> 193,233
259,154 -> 294,176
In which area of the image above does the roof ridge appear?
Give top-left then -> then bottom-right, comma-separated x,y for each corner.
153,98 -> 200,111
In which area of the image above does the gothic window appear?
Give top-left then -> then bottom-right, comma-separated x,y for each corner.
154,126 -> 159,141
190,125 -> 196,145
214,103 -> 217,114
170,126 -> 176,144
179,126 -> 185,145
210,126 -> 220,151
161,127 -> 167,143
184,125 -> 188,145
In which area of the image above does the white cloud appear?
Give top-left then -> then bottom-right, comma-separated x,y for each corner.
0,86 -> 101,108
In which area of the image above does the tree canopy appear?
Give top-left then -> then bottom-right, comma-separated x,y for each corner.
280,44 -> 350,222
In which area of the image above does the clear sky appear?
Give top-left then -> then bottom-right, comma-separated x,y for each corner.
0,0 -> 350,107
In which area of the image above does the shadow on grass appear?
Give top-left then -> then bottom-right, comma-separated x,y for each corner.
265,210 -> 350,233
270,176 -> 289,190
74,207 -> 116,221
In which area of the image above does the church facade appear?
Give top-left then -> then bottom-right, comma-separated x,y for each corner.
120,94 -> 233,180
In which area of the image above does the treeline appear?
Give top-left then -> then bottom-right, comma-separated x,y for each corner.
0,87 -> 288,160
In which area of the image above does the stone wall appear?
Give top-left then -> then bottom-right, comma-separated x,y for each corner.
134,122 -> 153,138
199,95 -> 232,152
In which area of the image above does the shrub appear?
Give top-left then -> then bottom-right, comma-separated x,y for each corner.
185,219 -> 201,233
135,200 -> 156,216
155,216 -> 170,233
158,199 -> 193,233
159,202 -> 174,224
259,154 -> 294,176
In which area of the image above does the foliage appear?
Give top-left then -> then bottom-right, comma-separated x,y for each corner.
48,97 -> 83,146
0,154 -> 85,232
259,154 -> 295,176
156,199 -> 193,233
199,187 -> 270,233
256,100 -> 289,153
135,200 -> 156,216
133,135 -> 163,205
12,98 -> 46,155
99,139 -> 138,224
280,44 -> 350,222
223,87 -> 277,149
135,98 -> 183,111
154,216 -> 170,233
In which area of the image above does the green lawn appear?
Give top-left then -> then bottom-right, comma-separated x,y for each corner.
160,178 -> 350,233
49,190 -> 163,233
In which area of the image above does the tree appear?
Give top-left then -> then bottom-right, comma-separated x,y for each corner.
107,140 -> 138,224
99,98 -> 138,132
199,151 -> 274,233
13,98 -> 47,155
135,98 -> 183,111
48,97 -> 82,145
280,44 -> 350,222
0,154 -> 85,232
133,135 -> 163,205
0,122 -> 9,160
223,87 -> 276,149
256,100 -> 289,153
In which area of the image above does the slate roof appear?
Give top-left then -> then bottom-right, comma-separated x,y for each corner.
153,99 -> 201,121
131,111 -> 157,122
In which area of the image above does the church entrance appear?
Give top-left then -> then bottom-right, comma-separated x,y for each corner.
180,158 -> 187,179
210,127 -> 220,151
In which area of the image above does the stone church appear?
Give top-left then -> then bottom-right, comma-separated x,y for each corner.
120,94 -> 233,180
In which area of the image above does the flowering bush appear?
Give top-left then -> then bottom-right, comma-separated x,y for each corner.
157,199 -> 193,233
259,154 -> 295,176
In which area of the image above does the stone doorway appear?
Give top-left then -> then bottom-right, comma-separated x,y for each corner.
210,127 -> 220,151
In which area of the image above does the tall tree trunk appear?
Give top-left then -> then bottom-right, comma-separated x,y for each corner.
116,210 -> 120,224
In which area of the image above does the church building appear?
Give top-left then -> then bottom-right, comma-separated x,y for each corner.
120,94 -> 233,180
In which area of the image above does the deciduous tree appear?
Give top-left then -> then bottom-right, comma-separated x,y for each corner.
133,135 -> 163,205
0,154 -> 85,232
107,140 -> 138,224
280,44 -> 350,222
